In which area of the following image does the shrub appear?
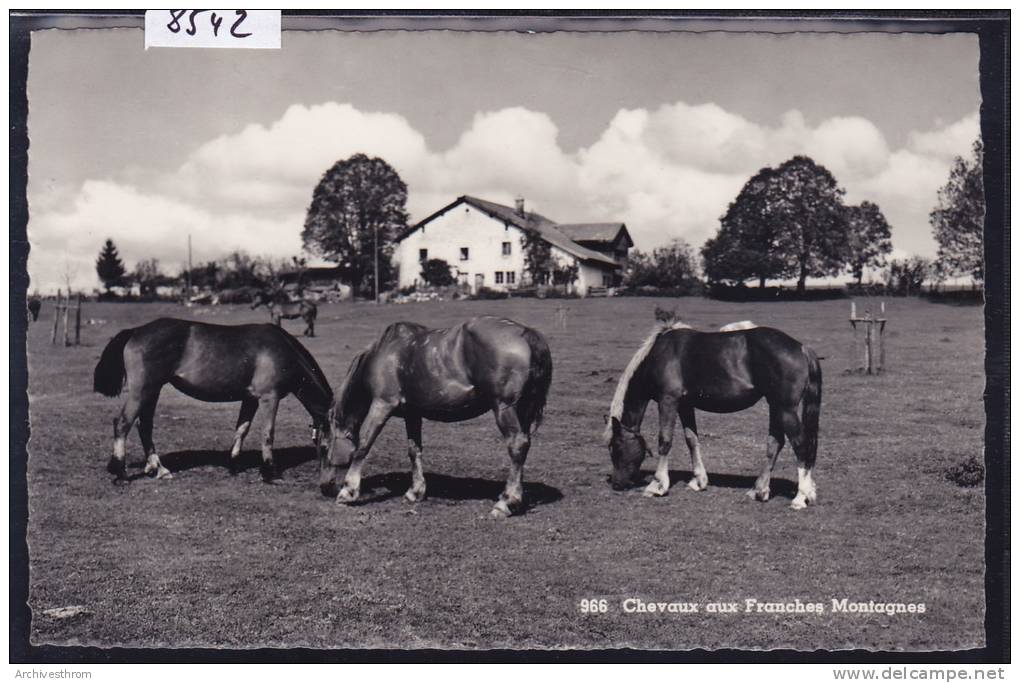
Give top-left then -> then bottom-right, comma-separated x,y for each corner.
944,456 -> 985,488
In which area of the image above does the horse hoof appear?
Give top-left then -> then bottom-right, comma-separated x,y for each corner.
106,459 -> 126,478
747,488 -> 770,502
404,489 -> 425,503
489,500 -> 512,519
156,467 -> 174,480
688,479 -> 708,492
789,496 -> 809,510
642,484 -> 668,497
335,488 -> 358,505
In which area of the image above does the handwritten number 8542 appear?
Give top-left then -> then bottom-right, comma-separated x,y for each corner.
166,10 -> 251,38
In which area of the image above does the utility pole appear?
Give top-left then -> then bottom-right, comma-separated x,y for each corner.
186,233 -> 193,301
374,223 -> 379,304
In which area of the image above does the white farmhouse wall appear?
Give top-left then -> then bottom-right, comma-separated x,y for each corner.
576,262 -> 610,296
396,201 -> 615,295
397,204 -> 526,292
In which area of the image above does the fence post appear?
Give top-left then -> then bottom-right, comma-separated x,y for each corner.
63,291 -> 71,347
51,289 -> 61,344
75,292 -> 82,345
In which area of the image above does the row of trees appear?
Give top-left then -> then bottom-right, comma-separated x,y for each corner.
96,240 -> 308,297
701,142 -> 984,291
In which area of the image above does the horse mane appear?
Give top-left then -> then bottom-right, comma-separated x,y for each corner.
331,343 -> 379,426
604,319 -> 691,443
277,331 -> 333,409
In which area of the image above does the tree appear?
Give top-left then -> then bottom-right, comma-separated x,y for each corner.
627,239 -> 700,289
771,156 -> 851,293
302,153 -> 409,298
702,156 -> 850,292
845,201 -> 893,285
132,258 -> 167,297
420,258 -> 455,287
95,238 -> 126,292
930,139 -> 984,283
702,167 -> 788,287
885,257 -> 931,296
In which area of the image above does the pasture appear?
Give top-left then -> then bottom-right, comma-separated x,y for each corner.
24,296 -> 986,651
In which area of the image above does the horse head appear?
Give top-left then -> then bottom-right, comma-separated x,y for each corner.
607,416 -> 650,490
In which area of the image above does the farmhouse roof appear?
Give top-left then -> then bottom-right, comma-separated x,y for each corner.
557,223 -> 634,248
399,195 -> 622,268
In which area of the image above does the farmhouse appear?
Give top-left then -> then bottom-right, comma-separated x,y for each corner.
394,195 -> 632,296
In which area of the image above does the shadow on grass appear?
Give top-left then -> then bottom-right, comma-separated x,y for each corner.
654,469 -> 798,500
153,446 -> 317,477
352,471 -> 564,511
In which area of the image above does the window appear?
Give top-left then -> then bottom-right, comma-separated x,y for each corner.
602,273 -> 613,287
502,241 -> 512,256
507,271 -> 516,285
460,247 -> 469,261
495,272 -> 504,284
457,272 -> 469,286
419,248 -> 428,261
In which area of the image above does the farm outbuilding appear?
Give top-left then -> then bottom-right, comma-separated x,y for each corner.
394,195 -> 630,296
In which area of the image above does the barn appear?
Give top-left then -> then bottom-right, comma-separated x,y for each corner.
394,195 -> 631,296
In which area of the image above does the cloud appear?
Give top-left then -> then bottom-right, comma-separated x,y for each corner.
27,101 -> 980,292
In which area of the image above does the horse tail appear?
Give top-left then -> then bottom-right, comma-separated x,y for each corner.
519,327 -> 553,435
93,328 -> 134,397
800,346 -> 823,466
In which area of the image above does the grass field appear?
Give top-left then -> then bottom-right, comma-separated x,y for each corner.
24,296 -> 986,651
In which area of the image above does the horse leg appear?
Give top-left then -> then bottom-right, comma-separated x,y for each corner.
138,394 -> 172,480
782,409 -> 817,509
748,406 -> 786,501
403,414 -> 426,502
336,400 -> 393,504
644,397 -> 677,497
679,406 -> 708,491
258,393 -> 281,482
491,404 -> 530,519
229,398 -> 259,475
109,390 -> 146,481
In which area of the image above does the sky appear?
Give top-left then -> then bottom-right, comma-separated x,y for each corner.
25,24 -> 982,292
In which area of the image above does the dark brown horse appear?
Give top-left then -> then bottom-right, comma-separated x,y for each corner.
320,316 -> 552,518
27,297 -> 42,322
606,320 -> 822,509
93,318 -> 333,482
252,290 -> 317,337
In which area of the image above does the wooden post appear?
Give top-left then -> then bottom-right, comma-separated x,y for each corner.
63,291 -> 71,347
74,293 -> 82,345
51,290 -> 61,344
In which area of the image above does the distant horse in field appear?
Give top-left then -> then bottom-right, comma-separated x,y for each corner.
321,316 -> 552,518
27,297 -> 42,322
605,319 -> 822,509
93,318 -> 333,482
252,290 -> 317,337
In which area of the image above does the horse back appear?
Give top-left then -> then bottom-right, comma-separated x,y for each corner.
655,327 -> 809,411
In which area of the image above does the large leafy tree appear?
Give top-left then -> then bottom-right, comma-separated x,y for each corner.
930,139 -> 984,283
771,156 -> 851,293
845,201 -> 893,284
302,153 -> 409,298
702,167 -> 787,288
95,238 -> 126,292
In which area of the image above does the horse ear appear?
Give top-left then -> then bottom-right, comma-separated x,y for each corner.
610,416 -> 622,435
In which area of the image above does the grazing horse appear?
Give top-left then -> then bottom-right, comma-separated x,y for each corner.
93,318 -> 333,482
320,316 -> 553,518
252,290 -> 317,337
605,320 -> 822,509
27,297 -> 42,322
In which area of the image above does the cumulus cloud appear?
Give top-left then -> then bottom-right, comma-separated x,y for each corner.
27,101 -> 981,292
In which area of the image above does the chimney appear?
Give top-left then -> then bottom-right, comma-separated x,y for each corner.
514,195 -> 525,216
